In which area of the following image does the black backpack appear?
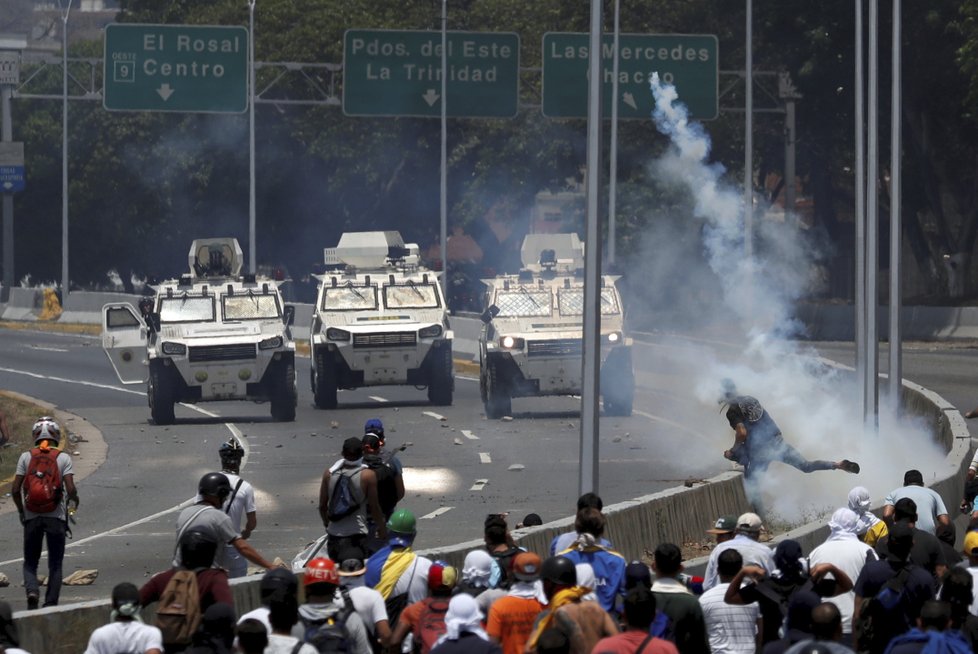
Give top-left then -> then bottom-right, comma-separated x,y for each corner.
489,545 -> 522,589
853,565 -> 912,654
302,587 -> 355,653
364,455 -> 398,516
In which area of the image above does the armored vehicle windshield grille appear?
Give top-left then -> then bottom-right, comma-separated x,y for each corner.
527,339 -> 582,357
353,332 -> 418,348
189,343 -> 257,362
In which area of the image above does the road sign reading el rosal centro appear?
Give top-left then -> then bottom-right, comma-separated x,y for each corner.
103,23 -> 248,113
542,33 -> 718,120
343,30 -> 519,118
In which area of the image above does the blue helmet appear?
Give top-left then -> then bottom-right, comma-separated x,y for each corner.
364,418 -> 384,439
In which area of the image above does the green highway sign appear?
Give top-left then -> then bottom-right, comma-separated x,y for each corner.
542,33 -> 718,120
343,29 -> 520,118
103,23 -> 248,113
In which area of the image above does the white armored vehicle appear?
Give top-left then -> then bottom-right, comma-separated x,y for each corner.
101,238 -> 298,425
310,231 -> 454,409
479,233 -> 634,418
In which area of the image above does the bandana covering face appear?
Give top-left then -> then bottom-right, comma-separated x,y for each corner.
848,486 -> 881,535
828,507 -> 860,541
439,593 -> 489,642
462,549 -> 494,588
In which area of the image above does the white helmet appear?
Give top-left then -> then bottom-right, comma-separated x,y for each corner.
32,416 -> 61,445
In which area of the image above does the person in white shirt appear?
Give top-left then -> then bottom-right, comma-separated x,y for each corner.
808,507 -> 877,639
703,512 -> 775,591
84,583 -> 163,654
699,549 -> 760,654
336,546 -> 392,650
196,436 -> 258,578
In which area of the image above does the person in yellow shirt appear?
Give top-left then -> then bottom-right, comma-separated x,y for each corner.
848,486 -> 888,546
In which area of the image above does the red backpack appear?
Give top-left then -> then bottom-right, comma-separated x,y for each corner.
413,597 -> 450,654
24,447 -> 63,514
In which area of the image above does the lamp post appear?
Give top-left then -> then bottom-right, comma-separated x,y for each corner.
248,0 -> 256,274
61,0 -> 73,299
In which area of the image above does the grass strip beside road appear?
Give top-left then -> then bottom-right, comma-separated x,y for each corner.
0,392 -> 52,484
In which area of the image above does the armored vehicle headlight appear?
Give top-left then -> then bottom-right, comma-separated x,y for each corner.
419,324 -> 443,339
500,335 -> 524,350
161,341 -> 187,356
326,327 -> 351,341
259,336 -> 284,350
605,331 -> 621,344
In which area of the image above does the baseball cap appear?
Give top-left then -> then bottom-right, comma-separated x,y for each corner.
737,512 -> 763,532
625,561 -> 652,589
512,552 -> 542,581
427,563 -> 458,591
963,530 -> 978,556
706,515 -> 737,535
260,567 -> 298,597
336,547 -> 366,577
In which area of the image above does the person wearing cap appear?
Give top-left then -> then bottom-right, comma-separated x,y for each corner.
388,561 -> 458,654
848,486 -> 888,547
237,568 -> 301,637
84,582 -> 164,654
960,530 -> 978,616
883,470 -> 950,536
334,546 -> 392,650
299,557 -> 372,654
361,430 -> 405,534
487,552 -> 546,654
365,508 -> 434,624
650,543 -> 710,654
557,508 -> 627,613
807,507 -> 878,642
526,555 -> 618,654
319,436 -> 387,562
874,497 -> 947,581
591,586 -> 679,654
706,515 -> 738,545
431,593 -> 502,654
853,522 -> 936,654
703,512 -> 776,592
719,381 -> 860,503
11,416 -> 78,609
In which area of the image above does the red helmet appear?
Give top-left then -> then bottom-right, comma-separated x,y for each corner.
304,558 -> 339,586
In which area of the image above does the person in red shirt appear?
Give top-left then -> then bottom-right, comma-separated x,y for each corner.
140,527 -> 233,612
487,552 -> 546,654
591,587 -> 678,654
389,562 -> 458,654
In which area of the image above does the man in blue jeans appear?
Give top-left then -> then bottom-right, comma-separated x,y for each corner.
11,417 -> 79,609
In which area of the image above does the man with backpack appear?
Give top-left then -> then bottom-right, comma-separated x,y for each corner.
11,416 -> 79,609
320,437 -> 387,562
389,562 -> 457,654
140,528 -> 233,652
299,557 -> 372,654
201,436 -> 257,579
852,522 -> 935,654
362,419 -> 405,521
485,514 -> 525,590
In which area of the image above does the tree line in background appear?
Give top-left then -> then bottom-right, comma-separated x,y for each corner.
6,0 -> 978,309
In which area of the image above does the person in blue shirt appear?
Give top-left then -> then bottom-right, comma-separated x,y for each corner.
557,507 -> 626,614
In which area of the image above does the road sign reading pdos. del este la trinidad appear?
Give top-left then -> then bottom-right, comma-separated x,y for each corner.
103,24 -> 248,113
542,33 -> 718,120
343,29 -> 520,118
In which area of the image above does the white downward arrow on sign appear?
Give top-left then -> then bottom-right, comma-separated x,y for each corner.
622,92 -> 637,111
422,89 -> 440,106
156,83 -> 175,101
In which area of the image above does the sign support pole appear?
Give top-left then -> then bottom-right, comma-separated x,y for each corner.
61,0 -> 73,300
607,0 -> 620,267
248,0 -> 257,274
1,81 -> 12,302
439,0 -> 448,296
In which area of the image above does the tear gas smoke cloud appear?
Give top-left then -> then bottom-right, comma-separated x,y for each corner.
637,73 -> 945,523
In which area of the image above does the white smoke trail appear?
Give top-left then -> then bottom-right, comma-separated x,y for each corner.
640,74 -> 945,523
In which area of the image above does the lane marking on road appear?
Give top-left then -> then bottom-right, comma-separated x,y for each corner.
0,366 -> 145,396
479,452 -> 491,464
30,345 -> 69,353
368,395 -> 389,403
470,479 -> 488,491
461,430 -> 479,440
633,408 -> 710,440
423,410 -> 446,421
420,507 -> 454,519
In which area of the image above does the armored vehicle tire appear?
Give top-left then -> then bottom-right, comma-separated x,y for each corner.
313,349 -> 338,410
484,361 -> 511,419
427,346 -> 454,406
270,360 -> 297,421
149,364 -> 176,425
603,392 -> 634,417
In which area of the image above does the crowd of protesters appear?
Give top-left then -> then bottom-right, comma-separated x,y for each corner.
6,414 -> 978,654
